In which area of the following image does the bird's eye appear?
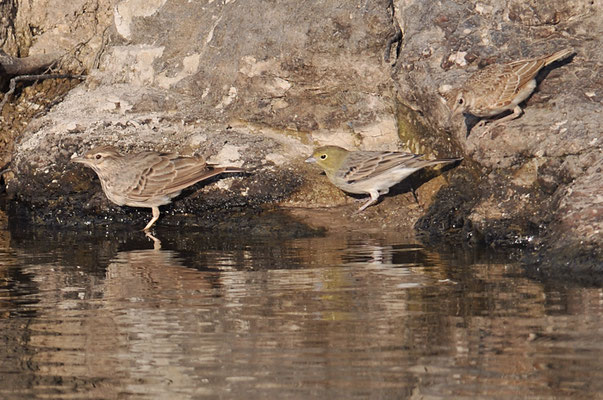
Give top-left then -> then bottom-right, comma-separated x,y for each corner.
95,154 -> 102,160
457,98 -> 464,105
320,154 -> 327,160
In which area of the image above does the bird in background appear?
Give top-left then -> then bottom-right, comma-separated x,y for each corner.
446,48 -> 574,135
72,145 -> 244,231
305,145 -> 462,212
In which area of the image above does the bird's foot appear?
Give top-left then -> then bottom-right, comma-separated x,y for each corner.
475,120 -> 494,139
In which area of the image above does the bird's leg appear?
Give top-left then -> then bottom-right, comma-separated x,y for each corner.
410,186 -> 420,205
479,105 -> 523,138
493,105 -> 524,126
476,119 -> 488,129
356,190 -> 381,213
473,117 -> 494,137
143,206 -> 161,231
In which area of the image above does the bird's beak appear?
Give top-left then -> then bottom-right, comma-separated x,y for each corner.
71,156 -> 87,165
446,111 -> 454,125
447,103 -> 463,125
451,104 -> 461,116
305,156 -> 316,164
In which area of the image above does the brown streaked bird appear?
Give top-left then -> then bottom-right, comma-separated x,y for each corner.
447,48 -> 573,134
72,145 -> 244,231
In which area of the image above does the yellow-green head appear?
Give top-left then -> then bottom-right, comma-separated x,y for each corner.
305,145 -> 350,176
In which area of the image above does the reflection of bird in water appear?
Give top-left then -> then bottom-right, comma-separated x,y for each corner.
105,247 -> 214,301
343,240 -> 425,267
101,246 -> 216,392
340,241 -> 453,286
145,231 -> 162,250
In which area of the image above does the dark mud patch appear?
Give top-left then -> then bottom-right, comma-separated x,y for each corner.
521,243 -> 603,286
415,172 -> 483,245
4,164 -> 319,239
417,171 -> 602,281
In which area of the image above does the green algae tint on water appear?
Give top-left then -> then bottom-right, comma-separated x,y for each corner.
1,220 -> 602,399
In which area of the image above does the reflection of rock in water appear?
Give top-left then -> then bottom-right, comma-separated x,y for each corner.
0,209 -> 14,319
0,208 -> 9,249
3,223 -> 603,398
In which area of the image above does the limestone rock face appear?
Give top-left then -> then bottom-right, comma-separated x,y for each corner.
1,0 -> 601,269
5,0 -> 402,230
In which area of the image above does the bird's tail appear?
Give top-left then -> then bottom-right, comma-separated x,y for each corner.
209,165 -> 246,174
544,48 -> 574,66
418,156 -> 463,170
429,157 -> 463,165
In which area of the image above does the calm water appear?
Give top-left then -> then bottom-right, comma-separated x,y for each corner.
1,211 -> 603,399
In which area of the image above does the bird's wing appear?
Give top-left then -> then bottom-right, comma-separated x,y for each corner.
507,58 -> 546,93
125,153 -> 224,200
495,49 -> 572,108
485,57 -> 543,108
341,152 -> 423,183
